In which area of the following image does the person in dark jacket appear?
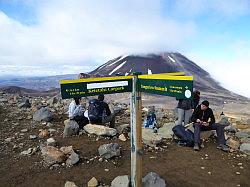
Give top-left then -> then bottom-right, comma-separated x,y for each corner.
193,90 -> 200,109
191,100 -> 229,151
176,98 -> 194,126
88,94 -> 115,128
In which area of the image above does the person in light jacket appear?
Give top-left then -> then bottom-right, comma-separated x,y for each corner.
68,97 -> 89,129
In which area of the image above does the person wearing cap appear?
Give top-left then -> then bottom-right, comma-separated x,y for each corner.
68,97 -> 89,129
191,100 -> 230,151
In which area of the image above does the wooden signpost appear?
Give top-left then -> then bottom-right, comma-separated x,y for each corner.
60,72 -> 193,187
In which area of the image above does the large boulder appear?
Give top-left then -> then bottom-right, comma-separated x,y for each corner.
84,124 -> 117,136
218,115 -> 231,126
111,175 -> 130,187
33,107 -> 53,122
240,143 -> 250,153
63,120 -> 79,138
41,146 -> 66,165
142,128 -> 163,147
98,143 -> 121,159
142,172 -> 166,187
235,132 -> 250,139
116,124 -> 130,134
66,151 -> 79,166
158,122 -> 175,139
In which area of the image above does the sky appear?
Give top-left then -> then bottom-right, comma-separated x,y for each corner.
0,0 -> 250,97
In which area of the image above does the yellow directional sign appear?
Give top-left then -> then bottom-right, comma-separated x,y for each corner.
60,76 -> 132,99
138,73 -> 193,99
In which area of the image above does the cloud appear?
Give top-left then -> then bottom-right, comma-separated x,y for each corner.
187,43 -> 250,98
174,0 -> 250,18
0,0 -> 196,68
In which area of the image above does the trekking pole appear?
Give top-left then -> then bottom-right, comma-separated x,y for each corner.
130,72 -> 142,187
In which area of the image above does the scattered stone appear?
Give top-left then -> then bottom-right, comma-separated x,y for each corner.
84,124 -> 117,136
239,143 -> 250,153
63,120 -> 79,138
111,175 -> 130,187
201,167 -> 205,170
208,171 -> 212,175
5,137 -> 12,142
29,135 -> 37,139
98,158 -> 103,162
226,138 -> 240,150
104,169 -> 109,172
157,122 -> 175,139
87,177 -> 98,187
20,147 -> 37,156
142,172 -> 166,187
48,128 -> 56,133
50,164 -> 60,170
236,172 -> 241,175
64,181 -> 78,187
18,99 -> 31,108
33,107 -> 53,122
47,138 -> 57,146
41,146 -> 66,165
39,129 -> 50,138
119,134 -> 127,142
98,143 -> 121,159
142,128 -> 163,147
21,129 -> 28,133
66,151 -> 79,166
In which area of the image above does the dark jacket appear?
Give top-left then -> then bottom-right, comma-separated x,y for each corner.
177,99 -> 194,110
191,104 -> 215,126
100,101 -> 111,116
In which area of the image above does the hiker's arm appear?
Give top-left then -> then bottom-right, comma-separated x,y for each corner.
191,108 -> 199,123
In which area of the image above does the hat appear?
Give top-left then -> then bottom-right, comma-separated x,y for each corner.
202,100 -> 209,107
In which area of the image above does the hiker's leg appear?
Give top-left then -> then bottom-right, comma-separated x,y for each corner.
176,108 -> 184,126
184,109 -> 192,126
210,123 -> 226,145
194,123 -> 202,144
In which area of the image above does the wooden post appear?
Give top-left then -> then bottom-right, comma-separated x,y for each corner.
130,73 -> 142,187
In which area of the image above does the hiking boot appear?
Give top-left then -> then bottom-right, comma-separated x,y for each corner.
193,143 -> 200,151
217,144 -> 230,152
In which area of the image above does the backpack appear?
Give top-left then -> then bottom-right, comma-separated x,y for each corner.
143,113 -> 157,129
172,125 -> 194,147
88,99 -> 104,123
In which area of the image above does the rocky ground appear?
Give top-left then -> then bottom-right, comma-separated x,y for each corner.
0,91 -> 250,187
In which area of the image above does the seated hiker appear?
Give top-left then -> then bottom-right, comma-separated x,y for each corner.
143,107 -> 157,132
191,100 -> 229,152
68,97 -> 89,129
88,94 -> 115,128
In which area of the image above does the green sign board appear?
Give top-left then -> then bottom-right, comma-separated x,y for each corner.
138,74 -> 193,99
60,72 -> 193,99
60,76 -> 132,99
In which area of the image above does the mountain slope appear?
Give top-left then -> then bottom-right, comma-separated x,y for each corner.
90,52 -> 239,97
